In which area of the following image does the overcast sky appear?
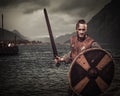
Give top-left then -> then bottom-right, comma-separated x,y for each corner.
0,0 -> 111,40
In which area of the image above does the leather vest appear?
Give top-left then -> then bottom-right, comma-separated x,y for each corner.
70,35 -> 94,60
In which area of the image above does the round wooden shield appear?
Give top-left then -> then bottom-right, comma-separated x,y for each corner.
68,48 -> 115,96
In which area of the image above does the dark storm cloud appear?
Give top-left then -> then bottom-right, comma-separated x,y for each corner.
51,0 -> 111,17
0,0 -> 49,7
0,0 -> 16,7
0,0 -> 50,13
0,0 -> 111,15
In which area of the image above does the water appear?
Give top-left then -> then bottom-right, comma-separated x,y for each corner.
0,44 -> 120,96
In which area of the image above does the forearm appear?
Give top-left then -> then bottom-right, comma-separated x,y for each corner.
61,51 -> 71,64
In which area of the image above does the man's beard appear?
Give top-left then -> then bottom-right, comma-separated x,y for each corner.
77,34 -> 86,42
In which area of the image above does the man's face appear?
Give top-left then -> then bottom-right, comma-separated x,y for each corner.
76,24 -> 87,38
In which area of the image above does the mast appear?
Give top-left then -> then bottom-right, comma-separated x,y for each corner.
1,14 -> 4,41
2,14 -> 4,30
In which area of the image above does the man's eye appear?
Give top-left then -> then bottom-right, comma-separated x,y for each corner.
78,29 -> 85,31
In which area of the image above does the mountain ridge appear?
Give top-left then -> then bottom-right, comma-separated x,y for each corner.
0,28 -> 27,41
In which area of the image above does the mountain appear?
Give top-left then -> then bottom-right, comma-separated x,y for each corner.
55,0 -> 120,48
87,0 -> 120,48
12,30 -> 27,40
55,33 -> 73,44
0,28 -> 27,41
34,37 -> 50,42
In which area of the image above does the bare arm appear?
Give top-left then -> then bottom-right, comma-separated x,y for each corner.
54,51 -> 71,64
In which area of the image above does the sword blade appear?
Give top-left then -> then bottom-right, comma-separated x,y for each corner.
43,8 -> 60,67
43,8 -> 58,57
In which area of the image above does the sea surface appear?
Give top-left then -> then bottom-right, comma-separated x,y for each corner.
0,43 -> 120,96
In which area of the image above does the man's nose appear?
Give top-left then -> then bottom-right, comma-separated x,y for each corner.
80,30 -> 84,33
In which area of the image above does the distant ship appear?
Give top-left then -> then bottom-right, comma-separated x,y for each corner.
0,14 -> 19,55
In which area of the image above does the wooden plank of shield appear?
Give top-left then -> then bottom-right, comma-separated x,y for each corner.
68,48 -> 115,96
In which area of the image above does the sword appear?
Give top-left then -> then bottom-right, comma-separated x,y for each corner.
43,8 -> 60,67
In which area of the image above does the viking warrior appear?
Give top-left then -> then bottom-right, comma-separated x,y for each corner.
54,19 -> 102,96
